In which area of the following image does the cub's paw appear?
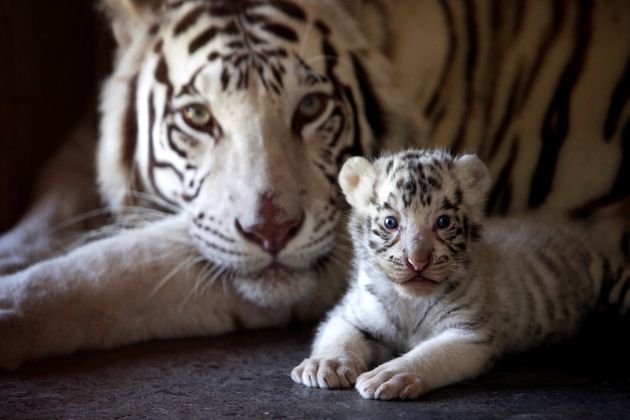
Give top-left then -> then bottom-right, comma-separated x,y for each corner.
356,364 -> 426,400
291,356 -> 367,389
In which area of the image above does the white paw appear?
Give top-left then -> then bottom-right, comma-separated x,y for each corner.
291,356 -> 367,389
356,364 -> 426,400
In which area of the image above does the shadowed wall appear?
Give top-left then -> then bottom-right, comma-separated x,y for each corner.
0,0 -> 104,232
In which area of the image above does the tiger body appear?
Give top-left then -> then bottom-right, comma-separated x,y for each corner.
292,149 -> 603,399
0,0 -> 627,369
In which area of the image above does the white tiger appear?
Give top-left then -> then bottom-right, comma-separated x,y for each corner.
292,149 -> 607,399
0,0 -> 627,369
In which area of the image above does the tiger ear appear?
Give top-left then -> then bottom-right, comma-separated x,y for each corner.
101,0 -> 164,47
453,154 -> 491,211
339,156 -> 377,209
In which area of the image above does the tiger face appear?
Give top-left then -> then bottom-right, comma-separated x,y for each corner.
98,0 -> 410,306
339,150 -> 491,297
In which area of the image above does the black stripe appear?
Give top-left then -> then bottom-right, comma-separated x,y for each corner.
529,0 -> 593,208
182,174 -> 207,203
147,95 -> 181,207
451,0 -> 479,152
189,27 -> 218,54
487,68 -> 523,160
174,5 -> 206,36
261,23 -> 298,42
122,74 -> 139,173
350,53 -> 387,142
486,139 -> 518,214
424,0 -> 456,119
267,0 -> 306,21
604,57 -> 630,140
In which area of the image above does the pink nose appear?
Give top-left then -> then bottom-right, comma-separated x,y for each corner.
406,256 -> 430,272
405,245 -> 433,272
236,193 -> 304,255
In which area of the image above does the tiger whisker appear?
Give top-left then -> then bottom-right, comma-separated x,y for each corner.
149,254 -> 205,300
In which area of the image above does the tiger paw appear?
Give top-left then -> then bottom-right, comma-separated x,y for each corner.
356,364 -> 426,400
291,356 -> 367,389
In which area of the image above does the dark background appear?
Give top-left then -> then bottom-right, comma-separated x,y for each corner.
0,0 -> 109,233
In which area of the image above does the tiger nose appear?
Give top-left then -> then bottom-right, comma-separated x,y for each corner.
236,193 -> 304,255
405,246 -> 433,272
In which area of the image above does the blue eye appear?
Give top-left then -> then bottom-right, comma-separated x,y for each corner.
383,216 -> 399,230
436,215 -> 451,229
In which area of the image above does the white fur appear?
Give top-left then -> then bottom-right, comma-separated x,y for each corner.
292,150 -> 601,399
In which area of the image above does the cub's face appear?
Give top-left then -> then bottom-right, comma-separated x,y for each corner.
99,0 -> 404,307
340,150 -> 491,297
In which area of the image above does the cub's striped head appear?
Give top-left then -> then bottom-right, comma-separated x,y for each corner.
340,149 -> 491,297
97,0 -> 411,306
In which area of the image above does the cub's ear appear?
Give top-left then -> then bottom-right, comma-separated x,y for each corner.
339,156 -> 377,209
101,0 -> 164,47
453,154 -> 492,210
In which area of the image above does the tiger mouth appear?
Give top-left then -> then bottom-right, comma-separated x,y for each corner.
249,262 -> 297,282
402,275 -> 438,285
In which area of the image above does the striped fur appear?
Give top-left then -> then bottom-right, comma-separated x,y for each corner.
292,149 -> 609,399
364,0 -> 630,268
98,0 -> 413,306
0,0 -> 627,369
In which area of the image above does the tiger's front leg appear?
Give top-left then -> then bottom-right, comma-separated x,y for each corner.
355,330 -> 496,400
291,313 -> 391,389
0,215 -> 247,370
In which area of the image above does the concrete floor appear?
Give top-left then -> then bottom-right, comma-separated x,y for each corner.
1,321 -> 629,419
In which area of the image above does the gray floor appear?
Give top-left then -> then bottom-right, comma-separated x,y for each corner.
1,321 -> 629,419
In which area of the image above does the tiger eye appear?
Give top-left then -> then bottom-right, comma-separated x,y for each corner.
383,216 -> 399,230
293,93 -> 329,130
182,104 -> 211,128
436,215 -> 451,229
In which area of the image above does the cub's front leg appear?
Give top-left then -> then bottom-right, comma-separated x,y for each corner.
0,216 -> 231,370
356,329 -> 495,400
291,313 -> 390,389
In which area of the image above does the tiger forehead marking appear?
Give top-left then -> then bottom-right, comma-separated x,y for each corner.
380,150 -> 457,210
162,0 -> 317,94
96,0 -> 403,307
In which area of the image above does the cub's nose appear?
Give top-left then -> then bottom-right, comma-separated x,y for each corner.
406,256 -> 429,272
405,245 -> 433,272
236,192 -> 304,256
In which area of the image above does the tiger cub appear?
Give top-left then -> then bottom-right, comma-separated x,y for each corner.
291,149 -> 604,400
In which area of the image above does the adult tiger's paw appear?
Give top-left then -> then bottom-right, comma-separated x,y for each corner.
356,363 -> 426,400
291,356 -> 367,389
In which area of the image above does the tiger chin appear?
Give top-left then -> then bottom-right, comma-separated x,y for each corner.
0,0 -> 413,370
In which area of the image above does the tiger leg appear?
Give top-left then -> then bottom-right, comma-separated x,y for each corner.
0,215 -> 244,370
355,329 -> 495,400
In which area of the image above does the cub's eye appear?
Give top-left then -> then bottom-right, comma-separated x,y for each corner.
383,216 -> 399,230
293,93 -> 329,131
181,104 -> 212,128
436,215 -> 451,229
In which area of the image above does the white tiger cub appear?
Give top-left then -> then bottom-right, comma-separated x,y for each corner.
291,149 -> 604,400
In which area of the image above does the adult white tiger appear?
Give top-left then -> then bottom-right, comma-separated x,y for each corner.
0,0 -> 627,369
